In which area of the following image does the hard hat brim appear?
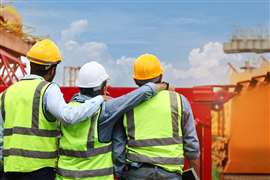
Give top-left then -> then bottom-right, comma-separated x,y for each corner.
28,56 -> 62,65
77,74 -> 109,88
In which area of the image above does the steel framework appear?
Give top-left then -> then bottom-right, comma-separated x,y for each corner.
0,48 -> 27,87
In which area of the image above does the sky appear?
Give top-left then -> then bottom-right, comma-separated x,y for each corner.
9,0 -> 270,86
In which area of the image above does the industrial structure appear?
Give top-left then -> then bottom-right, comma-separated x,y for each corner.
63,66 -> 80,86
223,27 -> 270,53
0,5 -> 37,87
212,33 -> 270,179
0,5 -> 269,180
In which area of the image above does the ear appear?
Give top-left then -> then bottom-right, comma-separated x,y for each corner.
50,66 -> 56,76
46,65 -> 57,82
159,74 -> 163,82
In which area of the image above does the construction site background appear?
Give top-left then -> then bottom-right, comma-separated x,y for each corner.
212,58 -> 270,179
0,4 -> 270,180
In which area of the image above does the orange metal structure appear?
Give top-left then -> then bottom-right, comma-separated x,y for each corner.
212,60 -> 270,179
224,72 -> 270,174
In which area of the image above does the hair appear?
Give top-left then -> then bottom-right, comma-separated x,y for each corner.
30,62 -> 57,77
80,80 -> 107,97
134,75 -> 162,87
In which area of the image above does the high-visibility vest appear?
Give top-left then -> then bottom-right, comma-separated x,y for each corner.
1,79 -> 59,172
56,101 -> 113,180
123,90 -> 184,173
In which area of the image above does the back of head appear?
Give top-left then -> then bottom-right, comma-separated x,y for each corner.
27,39 -> 63,81
77,61 -> 109,97
133,53 -> 164,86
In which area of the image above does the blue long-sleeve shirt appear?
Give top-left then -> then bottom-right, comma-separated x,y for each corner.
70,82 -> 158,142
112,94 -> 200,177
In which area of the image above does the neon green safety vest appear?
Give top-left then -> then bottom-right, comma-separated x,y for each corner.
123,90 -> 184,173
1,79 -> 59,172
56,101 -> 113,180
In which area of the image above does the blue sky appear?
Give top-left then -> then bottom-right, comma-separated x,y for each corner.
11,0 -> 270,86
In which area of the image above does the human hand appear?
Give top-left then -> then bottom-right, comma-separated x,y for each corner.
168,84 -> 175,91
102,95 -> 113,101
156,83 -> 167,91
157,82 -> 176,92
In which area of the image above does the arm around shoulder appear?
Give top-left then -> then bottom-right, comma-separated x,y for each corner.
43,83 -> 104,124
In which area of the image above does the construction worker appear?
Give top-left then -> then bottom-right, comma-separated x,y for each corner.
56,61 -> 167,180
112,54 -> 200,180
0,39 -> 107,180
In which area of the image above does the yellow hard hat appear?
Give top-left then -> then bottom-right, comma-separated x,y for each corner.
27,39 -> 62,65
133,53 -> 164,80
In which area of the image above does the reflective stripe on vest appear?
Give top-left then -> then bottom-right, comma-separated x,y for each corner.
3,80 -> 59,172
3,81 -> 59,138
59,144 -> 112,158
58,102 -> 113,179
57,167 -> 113,178
3,148 -> 57,159
124,91 -> 184,172
127,153 -> 184,165
59,110 -> 110,158
126,92 -> 183,147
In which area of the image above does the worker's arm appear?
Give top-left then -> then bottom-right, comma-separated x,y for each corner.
98,82 -> 166,142
112,119 -> 127,179
43,83 -> 104,124
180,95 -> 200,176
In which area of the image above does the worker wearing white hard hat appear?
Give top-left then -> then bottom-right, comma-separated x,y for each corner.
56,61 -> 168,180
0,39 -> 106,180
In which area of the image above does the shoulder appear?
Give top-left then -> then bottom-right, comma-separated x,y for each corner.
44,82 -> 60,94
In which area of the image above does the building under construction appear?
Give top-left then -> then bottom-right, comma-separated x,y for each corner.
0,5 -> 269,180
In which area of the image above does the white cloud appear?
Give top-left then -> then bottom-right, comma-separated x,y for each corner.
162,42 -> 249,86
59,39 -> 135,86
58,20 -> 135,86
61,19 -> 89,42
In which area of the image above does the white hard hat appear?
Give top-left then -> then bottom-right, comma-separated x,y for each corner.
77,61 -> 109,88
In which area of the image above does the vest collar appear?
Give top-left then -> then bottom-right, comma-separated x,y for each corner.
72,93 -> 93,103
20,74 -> 45,81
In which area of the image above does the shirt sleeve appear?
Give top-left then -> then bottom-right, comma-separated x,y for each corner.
180,95 -> 200,160
98,82 -> 158,142
43,83 -> 104,124
112,119 -> 127,178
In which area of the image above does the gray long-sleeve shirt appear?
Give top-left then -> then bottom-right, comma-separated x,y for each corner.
112,94 -> 200,177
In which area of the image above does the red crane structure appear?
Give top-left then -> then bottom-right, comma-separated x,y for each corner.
0,5 -> 36,87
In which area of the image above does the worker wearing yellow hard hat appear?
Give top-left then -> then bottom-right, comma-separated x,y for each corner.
112,53 -> 200,179
27,39 -> 62,65
0,39 -> 106,180
133,53 -> 164,83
